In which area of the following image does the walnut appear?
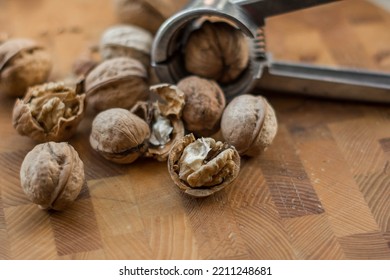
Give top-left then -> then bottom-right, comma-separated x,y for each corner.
84,57 -> 149,112
177,75 -> 226,136
20,142 -> 85,211
89,108 -> 150,164
114,0 -> 188,34
12,82 -> 86,142
168,133 -> 240,197
100,24 -> 153,68
0,38 -> 52,97
221,94 -> 278,156
184,21 -> 250,85
131,83 -> 185,161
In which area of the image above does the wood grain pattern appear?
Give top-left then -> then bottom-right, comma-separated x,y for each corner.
0,0 -> 390,260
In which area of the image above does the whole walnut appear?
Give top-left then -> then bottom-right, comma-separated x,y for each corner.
184,21 -> 250,84
12,82 -> 86,142
0,38 -> 52,97
131,83 -> 185,161
168,134 -> 240,197
20,142 -> 85,211
177,76 -> 226,136
84,57 -> 149,112
89,108 -> 150,164
221,94 -> 278,156
114,0 -> 188,34
100,24 -> 153,68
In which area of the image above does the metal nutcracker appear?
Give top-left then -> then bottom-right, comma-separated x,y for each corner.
151,0 -> 390,102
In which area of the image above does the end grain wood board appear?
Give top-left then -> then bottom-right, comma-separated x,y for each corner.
0,0 -> 390,260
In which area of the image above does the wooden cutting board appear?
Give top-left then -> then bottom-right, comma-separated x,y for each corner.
0,0 -> 390,260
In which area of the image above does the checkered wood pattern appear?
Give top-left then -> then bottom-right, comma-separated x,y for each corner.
0,0 -> 389,259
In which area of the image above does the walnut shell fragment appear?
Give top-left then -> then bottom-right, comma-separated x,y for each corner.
84,57 -> 149,112
221,94 -> 278,156
184,21 -> 249,85
177,76 -> 226,136
89,108 -> 150,164
0,38 -> 52,97
100,24 -> 153,67
168,134 -> 240,197
131,83 -> 185,161
20,142 -> 85,211
12,82 -> 86,142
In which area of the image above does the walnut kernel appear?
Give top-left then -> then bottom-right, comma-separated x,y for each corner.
20,142 -> 85,211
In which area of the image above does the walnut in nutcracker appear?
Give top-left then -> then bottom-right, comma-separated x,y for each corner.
168,134 -> 240,197
114,0 -> 188,34
89,108 -> 150,164
177,76 -> 225,137
84,57 -> 149,112
100,24 -> 153,68
221,94 -> 278,157
131,83 -> 185,161
12,82 -> 86,142
184,21 -> 250,85
20,142 -> 85,211
0,38 -> 52,97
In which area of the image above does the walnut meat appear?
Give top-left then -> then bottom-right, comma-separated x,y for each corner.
131,83 -> 185,161
20,142 -> 85,211
184,21 -> 250,85
84,57 -> 149,112
177,76 -> 226,136
0,38 -> 52,97
168,134 -> 240,197
221,94 -> 278,156
89,108 -> 150,164
100,24 -> 153,67
114,0 -> 188,34
12,82 -> 86,142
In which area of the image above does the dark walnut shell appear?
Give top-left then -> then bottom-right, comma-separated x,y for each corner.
20,142 -> 85,211
168,133 -> 240,197
0,38 -> 52,97
89,108 -> 150,164
84,57 -> 149,112
12,82 -> 86,142
131,83 -> 185,161
221,94 -> 278,156
177,75 -> 226,137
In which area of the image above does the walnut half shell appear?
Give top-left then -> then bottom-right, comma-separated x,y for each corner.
20,142 -> 85,211
12,82 -> 86,142
168,134 -> 240,197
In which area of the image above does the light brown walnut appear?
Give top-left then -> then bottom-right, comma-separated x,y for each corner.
177,75 -> 226,136
221,94 -> 278,156
184,21 -> 250,85
12,82 -> 86,142
168,133 -> 240,197
0,38 -> 52,97
100,24 -> 153,68
84,57 -> 149,112
20,142 -> 85,211
89,108 -> 150,164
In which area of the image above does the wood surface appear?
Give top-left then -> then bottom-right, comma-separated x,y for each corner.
0,0 -> 390,260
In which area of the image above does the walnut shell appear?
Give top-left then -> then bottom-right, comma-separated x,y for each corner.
131,83 -> 185,161
0,38 -> 52,97
20,142 -> 85,211
89,108 -> 150,164
12,82 -> 86,142
100,24 -> 153,67
168,134 -> 240,197
221,94 -> 278,156
177,75 -> 226,136
84,57 -> 149,112
184,21 -> 249,84
114,0 -> 188,34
